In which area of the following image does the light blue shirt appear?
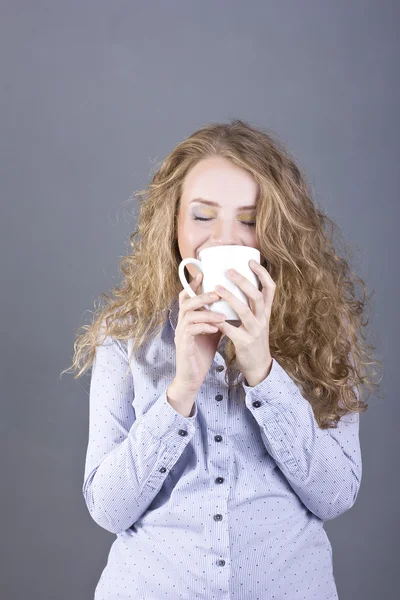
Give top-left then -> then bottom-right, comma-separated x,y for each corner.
83,296 -> 362,600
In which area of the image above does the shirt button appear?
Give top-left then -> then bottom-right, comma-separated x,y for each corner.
214,435 -> 222,442
178,429 -> 188,436
213,514 -> 223,521
217,559 -> 226,566
215,477 -> 224,484
252,400 -> 262,408
216,365 -> 224,372
159,467 -> 167,473
215,394 -> 223,402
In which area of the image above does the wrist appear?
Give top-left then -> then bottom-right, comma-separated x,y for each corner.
167,379 -> 198,404
244,357 -> 273,387
167,381 -> 198,418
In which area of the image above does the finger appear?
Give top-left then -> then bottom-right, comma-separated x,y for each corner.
210,317 -> 242,344
249,261 -> 276,314
227,269 -> 264,319
215,285 -> 257,333
179,272 -> 202,307
194,271 -> 203,291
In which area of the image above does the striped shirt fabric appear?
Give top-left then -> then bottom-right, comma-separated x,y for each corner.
82,296 -> 362,600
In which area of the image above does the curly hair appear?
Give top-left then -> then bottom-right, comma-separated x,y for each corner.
61,118 -> 383,429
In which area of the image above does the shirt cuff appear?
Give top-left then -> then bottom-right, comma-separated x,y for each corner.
242,357 -> 303,416
141,388 -> 198,441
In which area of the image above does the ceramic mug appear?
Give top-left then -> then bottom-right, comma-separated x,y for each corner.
178,245 -> 261,321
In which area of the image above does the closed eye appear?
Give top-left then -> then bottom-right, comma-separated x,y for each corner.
193,216 -> 256,227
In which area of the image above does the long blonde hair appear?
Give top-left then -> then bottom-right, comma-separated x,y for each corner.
61,119 -> 383,429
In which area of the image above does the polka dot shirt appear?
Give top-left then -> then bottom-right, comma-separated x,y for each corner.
82,297 -> 362,599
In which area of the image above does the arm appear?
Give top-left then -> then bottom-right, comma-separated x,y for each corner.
82,334 -> 198,534
242,357 -> 362,521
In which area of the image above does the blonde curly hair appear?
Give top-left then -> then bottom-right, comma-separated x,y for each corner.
61,118 -> 383,429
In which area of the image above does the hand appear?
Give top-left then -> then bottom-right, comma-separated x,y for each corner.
212,260 -> 275,386
173,272 -> 226,394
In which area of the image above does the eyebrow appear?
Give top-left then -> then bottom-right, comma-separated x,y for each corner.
189,198 -> 256,211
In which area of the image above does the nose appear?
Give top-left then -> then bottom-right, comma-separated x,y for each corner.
209,219 -> 242,247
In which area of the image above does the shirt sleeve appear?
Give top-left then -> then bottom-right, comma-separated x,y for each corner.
82,334 -> 198,535
242,357 -> 362,521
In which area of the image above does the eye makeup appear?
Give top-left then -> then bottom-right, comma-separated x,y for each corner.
192,214 -> 256,227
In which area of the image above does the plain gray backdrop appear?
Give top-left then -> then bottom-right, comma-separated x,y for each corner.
1,1 -> 397,599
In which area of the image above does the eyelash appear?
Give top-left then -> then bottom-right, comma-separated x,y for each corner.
193,216 -> 256,227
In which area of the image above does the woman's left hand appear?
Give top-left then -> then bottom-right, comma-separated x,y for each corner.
213,260 -> 275,387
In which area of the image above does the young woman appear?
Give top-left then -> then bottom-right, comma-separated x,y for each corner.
64,119 -> 381,599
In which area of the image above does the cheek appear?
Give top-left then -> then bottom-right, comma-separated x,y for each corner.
177,220 -> 201,258
182,218 -> 202,242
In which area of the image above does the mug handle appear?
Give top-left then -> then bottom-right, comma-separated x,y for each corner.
178,258 -> 203,298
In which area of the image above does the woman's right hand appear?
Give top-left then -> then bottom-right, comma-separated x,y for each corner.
173,272 -> 226,393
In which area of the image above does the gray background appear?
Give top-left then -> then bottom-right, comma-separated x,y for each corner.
0,1 -> 397,598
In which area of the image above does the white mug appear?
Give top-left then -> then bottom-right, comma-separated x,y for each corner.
178,245 -> 261,321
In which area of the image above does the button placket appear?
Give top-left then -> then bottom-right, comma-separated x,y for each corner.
212,362 -> 229,571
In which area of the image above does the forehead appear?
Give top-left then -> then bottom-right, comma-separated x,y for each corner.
181,158 -> 259,206
189,198 -> 256,211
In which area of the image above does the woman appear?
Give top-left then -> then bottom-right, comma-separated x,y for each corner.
64,119 -> 381,599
